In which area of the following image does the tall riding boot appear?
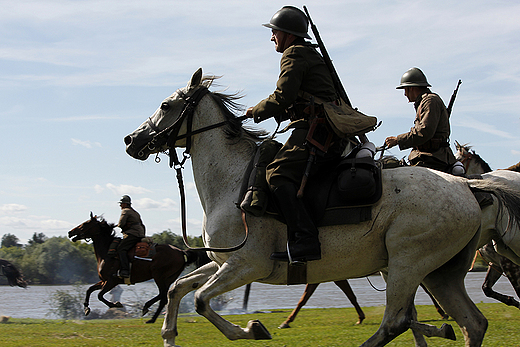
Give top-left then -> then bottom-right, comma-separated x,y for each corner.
118,251 -> 130,278
269,184 -> 321,263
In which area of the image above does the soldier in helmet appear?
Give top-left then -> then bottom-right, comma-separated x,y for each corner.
385,67 -> 458,173
116,195 -> 146,278
245,6 -> 342,264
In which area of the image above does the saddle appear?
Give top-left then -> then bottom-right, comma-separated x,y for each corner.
239,142 -> 383,227
107,237 -> 157,259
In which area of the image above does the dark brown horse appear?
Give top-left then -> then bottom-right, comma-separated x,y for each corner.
0,258 -> 27,288
68,213 -> 210,323
456,141 -> 520,309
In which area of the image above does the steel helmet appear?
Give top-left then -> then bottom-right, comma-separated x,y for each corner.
396,67 -> 431,89
262,6 -> 311,39
119,195 -> 131,205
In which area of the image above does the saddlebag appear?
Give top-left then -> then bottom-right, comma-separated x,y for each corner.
336,156 -> 378,201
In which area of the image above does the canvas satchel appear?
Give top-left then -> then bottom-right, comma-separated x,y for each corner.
297,91 -> 377,138
321,98 -> 378,138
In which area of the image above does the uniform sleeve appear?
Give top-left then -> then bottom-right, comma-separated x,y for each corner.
252,46 -> 308,123
117,210 -> 129,229
396,95 -> 441,150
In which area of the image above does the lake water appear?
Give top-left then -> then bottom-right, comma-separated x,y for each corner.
0,271 -> 516,319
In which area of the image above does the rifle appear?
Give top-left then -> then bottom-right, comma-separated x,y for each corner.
303,6 -> 352,108
446,79 -> 462,117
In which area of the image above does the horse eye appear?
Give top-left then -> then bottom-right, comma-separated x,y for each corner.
161,102 -> 170,111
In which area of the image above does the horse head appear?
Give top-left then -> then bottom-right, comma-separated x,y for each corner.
125,68 -> 206,161
68,212 -> 113,242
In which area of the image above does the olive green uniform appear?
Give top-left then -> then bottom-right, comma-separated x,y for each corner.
251,37 -> 339,190
117,207 -> 145,253
396,91 -> 457,172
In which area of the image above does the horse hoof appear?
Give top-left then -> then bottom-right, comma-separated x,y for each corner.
114,301 -> 124,308
278,322 -> 290,329
84,307 -> 91,316
440,323 -> 456,341
247,320 -> 272,340
145,319 -> 155,324
356,317 -> 365,325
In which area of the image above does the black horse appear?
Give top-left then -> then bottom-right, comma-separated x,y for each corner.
68,213 -> 210,323
0,258 -> 27,288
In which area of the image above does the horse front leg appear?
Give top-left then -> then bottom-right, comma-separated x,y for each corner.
193,262 -> 271,342
84,281 -> 104,316
279,283 -> 319,329
162,261 -> 219,347
97,280 -> 122,309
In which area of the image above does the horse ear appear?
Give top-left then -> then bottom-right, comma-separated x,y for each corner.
90,211 -> 94,219
188,68 -> 203,89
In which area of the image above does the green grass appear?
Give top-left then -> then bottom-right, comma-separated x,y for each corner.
0,304 -> 518,346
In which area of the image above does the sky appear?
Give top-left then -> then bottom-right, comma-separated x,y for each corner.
1,0 -> 520,244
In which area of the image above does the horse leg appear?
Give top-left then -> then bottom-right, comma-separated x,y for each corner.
483,262 -> 520,308
422,234 -> 487,347
419,283 -> 449,319
278,283 -> 319,329
162,261 -> 219,347
146,269 -> 184,324
334,280 -> 365,324
84,281 -> 104,316
97,280 -> 123,308
192,262 -> 272,342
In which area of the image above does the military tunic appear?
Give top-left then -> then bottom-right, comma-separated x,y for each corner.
396,91 -> 457,172
251,38 -> 339,189
117,207 -> 146,254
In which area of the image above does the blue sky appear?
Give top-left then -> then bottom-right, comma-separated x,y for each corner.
1,0 -> 519,243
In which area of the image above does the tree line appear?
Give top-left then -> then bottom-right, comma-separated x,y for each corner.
0,230 -> 203,285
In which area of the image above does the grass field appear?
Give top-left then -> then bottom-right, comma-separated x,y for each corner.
0,303 -> 518,346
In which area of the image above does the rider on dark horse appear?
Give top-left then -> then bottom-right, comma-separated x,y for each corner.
116,195 -> 146,278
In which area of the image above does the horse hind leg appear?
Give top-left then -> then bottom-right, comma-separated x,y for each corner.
162,261 -> 219,347
334,280 -> 365,324
482,263 -> 520,308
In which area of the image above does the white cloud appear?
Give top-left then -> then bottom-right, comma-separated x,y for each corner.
134,198 -> 178,211
71,138 -> 102,148
0,203 -> 27,213
105,183 -> 151,196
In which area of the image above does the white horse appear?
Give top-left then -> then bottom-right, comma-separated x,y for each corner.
124,68 -> 519,346
455,141 -> 520,264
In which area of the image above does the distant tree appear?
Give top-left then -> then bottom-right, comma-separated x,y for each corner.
1,233 -> 21,248
151,229 -> 204,249
27,232 -> 47,246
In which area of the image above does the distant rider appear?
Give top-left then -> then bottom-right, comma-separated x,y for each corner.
116,195 -> 145,278
385,67 -> 462,175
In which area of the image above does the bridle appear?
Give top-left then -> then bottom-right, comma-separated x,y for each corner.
143,86 -> 250,253
458,147 -> 473,172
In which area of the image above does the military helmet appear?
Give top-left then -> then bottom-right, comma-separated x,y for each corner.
119,195 -> 131,205
396,67 -> 431,89
262,6 -> 311,39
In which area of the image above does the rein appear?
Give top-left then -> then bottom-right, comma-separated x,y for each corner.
147,86 -> 250,253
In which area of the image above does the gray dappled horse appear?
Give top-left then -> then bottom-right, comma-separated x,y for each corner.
124,68 -> 520,346
456,141 -> 520,309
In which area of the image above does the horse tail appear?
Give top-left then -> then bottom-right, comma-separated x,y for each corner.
0,259 -> 28,288
183,249 -> 212,268
467,178 -> 520,238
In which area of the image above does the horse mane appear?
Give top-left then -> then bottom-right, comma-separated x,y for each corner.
459,143 -> 492,173
94,215 -> 117,238
469,149 -> 492,173
201,75 -> 269,150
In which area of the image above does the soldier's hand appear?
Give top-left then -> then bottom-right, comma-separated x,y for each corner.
385,136 -> 398,149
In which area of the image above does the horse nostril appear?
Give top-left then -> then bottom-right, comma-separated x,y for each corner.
124,135 -> 132,146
